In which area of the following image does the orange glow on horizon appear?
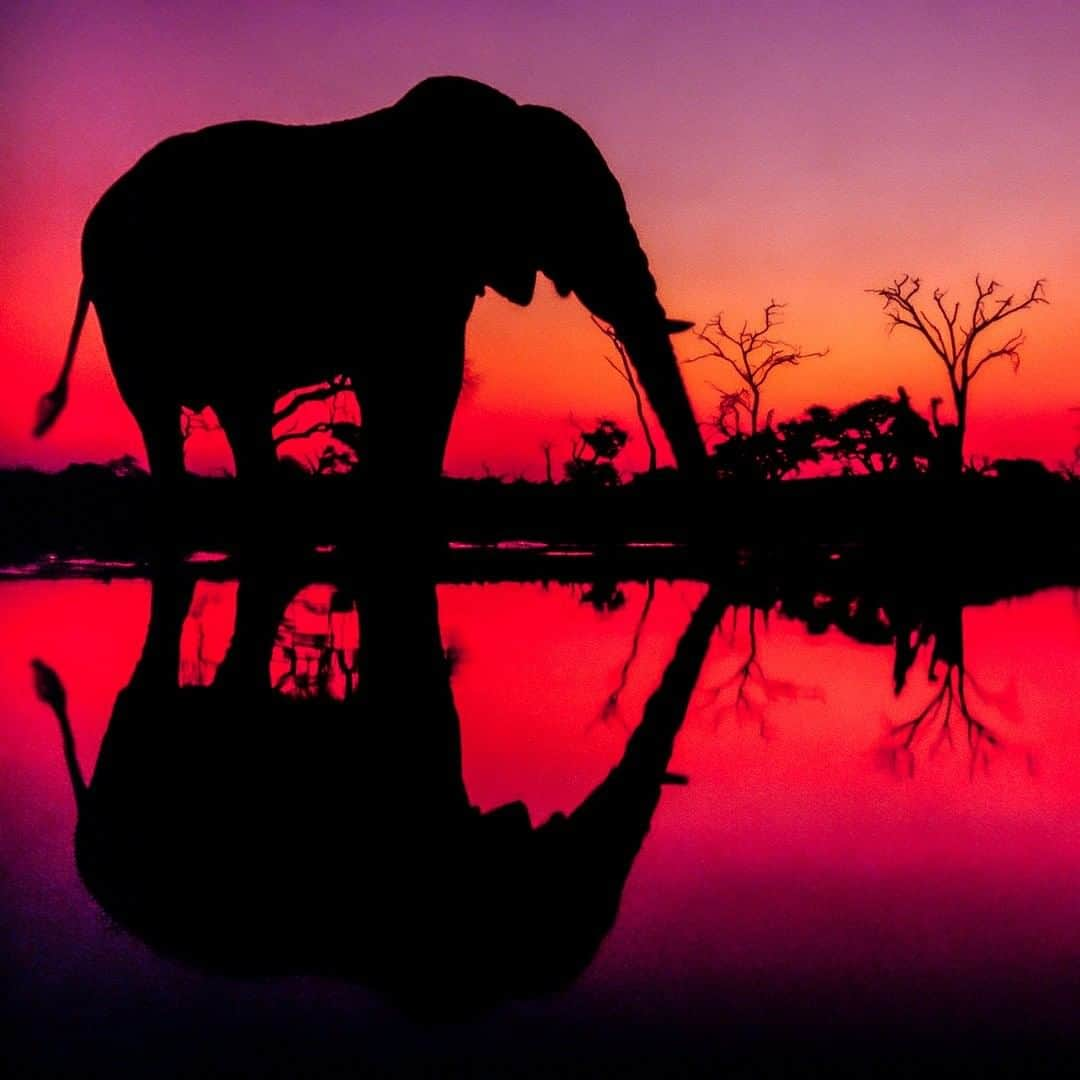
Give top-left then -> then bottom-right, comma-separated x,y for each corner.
3,3 -> 1079,478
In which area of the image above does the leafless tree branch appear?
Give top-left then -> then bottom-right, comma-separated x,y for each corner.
869,274 -> 1048,471
592,316 -> 658,472
272,375 -> 352,427
694,301 -> 827,435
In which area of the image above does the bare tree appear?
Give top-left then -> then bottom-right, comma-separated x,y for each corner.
272,375 -> 359,451
869,275 -> 1048,474
591,317 -> 658,472
540,440 -> 555,485
180,406 -> 221,445
710,388 -> 752,438
687,301 -> 827,436
180,375 -> 362,475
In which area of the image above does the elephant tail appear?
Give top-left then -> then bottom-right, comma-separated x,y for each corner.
34,278 -> 91,438
31,658 -> 88,810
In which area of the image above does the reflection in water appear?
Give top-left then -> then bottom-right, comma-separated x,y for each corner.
32,567 -> 724,1020
704,606 -> 824,739
780,582 -> 1027,775
574,578 -> 628,613
877,601 -> 1028,778
270,584 -> 360,700
12,570 -> 1080,1071
600,579 -> 655,724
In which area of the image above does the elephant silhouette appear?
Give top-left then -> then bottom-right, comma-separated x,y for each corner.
33,563 -> 724,1019
35,76 -> 707,497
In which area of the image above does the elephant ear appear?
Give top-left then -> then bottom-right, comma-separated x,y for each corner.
516,104 -> 661,327
474,101 -> 545,306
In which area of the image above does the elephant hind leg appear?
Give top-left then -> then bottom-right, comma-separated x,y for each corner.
97,312 -> 186,495
125,400 -> 187,556
138,403 -> 186,489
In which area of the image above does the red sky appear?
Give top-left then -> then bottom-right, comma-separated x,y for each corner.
2,1 -> 1078,478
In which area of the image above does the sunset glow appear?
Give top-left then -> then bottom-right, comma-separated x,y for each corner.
3,1 -> 1078,478
4,10 -> 1079,1072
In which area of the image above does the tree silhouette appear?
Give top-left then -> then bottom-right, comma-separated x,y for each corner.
869,275 -> 1048,474
564,418 -> 628,489
540,441 -> 555,485
710,410 -> 824,482
180,375 -> 363,475
688,300 -> 827,436
592,317 -> 658,473
704,606 -> 824,738
272,375 -> 362,474
825,388 -> 935,476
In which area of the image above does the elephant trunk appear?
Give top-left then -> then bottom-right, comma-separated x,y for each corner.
522,104 -> 708,477
617,319 -> 708,477
582,260 -> 707,476
556,245 -> 707,476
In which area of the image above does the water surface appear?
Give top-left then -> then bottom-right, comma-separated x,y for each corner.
3,574 -> 1079,1074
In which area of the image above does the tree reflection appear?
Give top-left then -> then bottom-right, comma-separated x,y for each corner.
876,602 -> 1027,778
704,605 -> 824,738
780,576 -> 1027,776
575,578 -> 627,613
270,585 -> 360,699
601,579 -> 656,725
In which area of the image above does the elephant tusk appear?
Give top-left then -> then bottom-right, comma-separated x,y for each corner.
665,319 -> 695,335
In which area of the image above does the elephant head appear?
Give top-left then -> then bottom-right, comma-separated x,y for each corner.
33,560 -> 724,1017
397,77 -> 709,477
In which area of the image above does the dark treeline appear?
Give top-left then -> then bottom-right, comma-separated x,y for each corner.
562,388 -> 1075,487
1,453 -> 1077,571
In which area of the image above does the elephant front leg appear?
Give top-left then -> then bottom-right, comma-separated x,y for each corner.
354,329 -> 463,553
215,399 -> 281,547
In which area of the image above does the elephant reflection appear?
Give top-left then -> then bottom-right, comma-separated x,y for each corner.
35,568 -> 723,1018
35,76 -> 707,494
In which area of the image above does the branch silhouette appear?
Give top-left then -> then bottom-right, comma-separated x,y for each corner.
869,275 -> 1048,473
687,300 -> 827,436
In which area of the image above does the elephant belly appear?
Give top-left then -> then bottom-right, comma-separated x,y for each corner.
95,265 -> 361,410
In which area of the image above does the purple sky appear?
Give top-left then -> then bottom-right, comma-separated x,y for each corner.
3,1 -> 1077,474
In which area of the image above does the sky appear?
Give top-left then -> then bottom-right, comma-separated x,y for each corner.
2,0 -> 1078,478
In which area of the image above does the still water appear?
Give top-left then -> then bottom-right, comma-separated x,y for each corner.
3,571 -> 1079,1074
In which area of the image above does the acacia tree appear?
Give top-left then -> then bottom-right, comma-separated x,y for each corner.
688,300 -> 827,436
869,275 -> 1048,474
564,418 -> 628,489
